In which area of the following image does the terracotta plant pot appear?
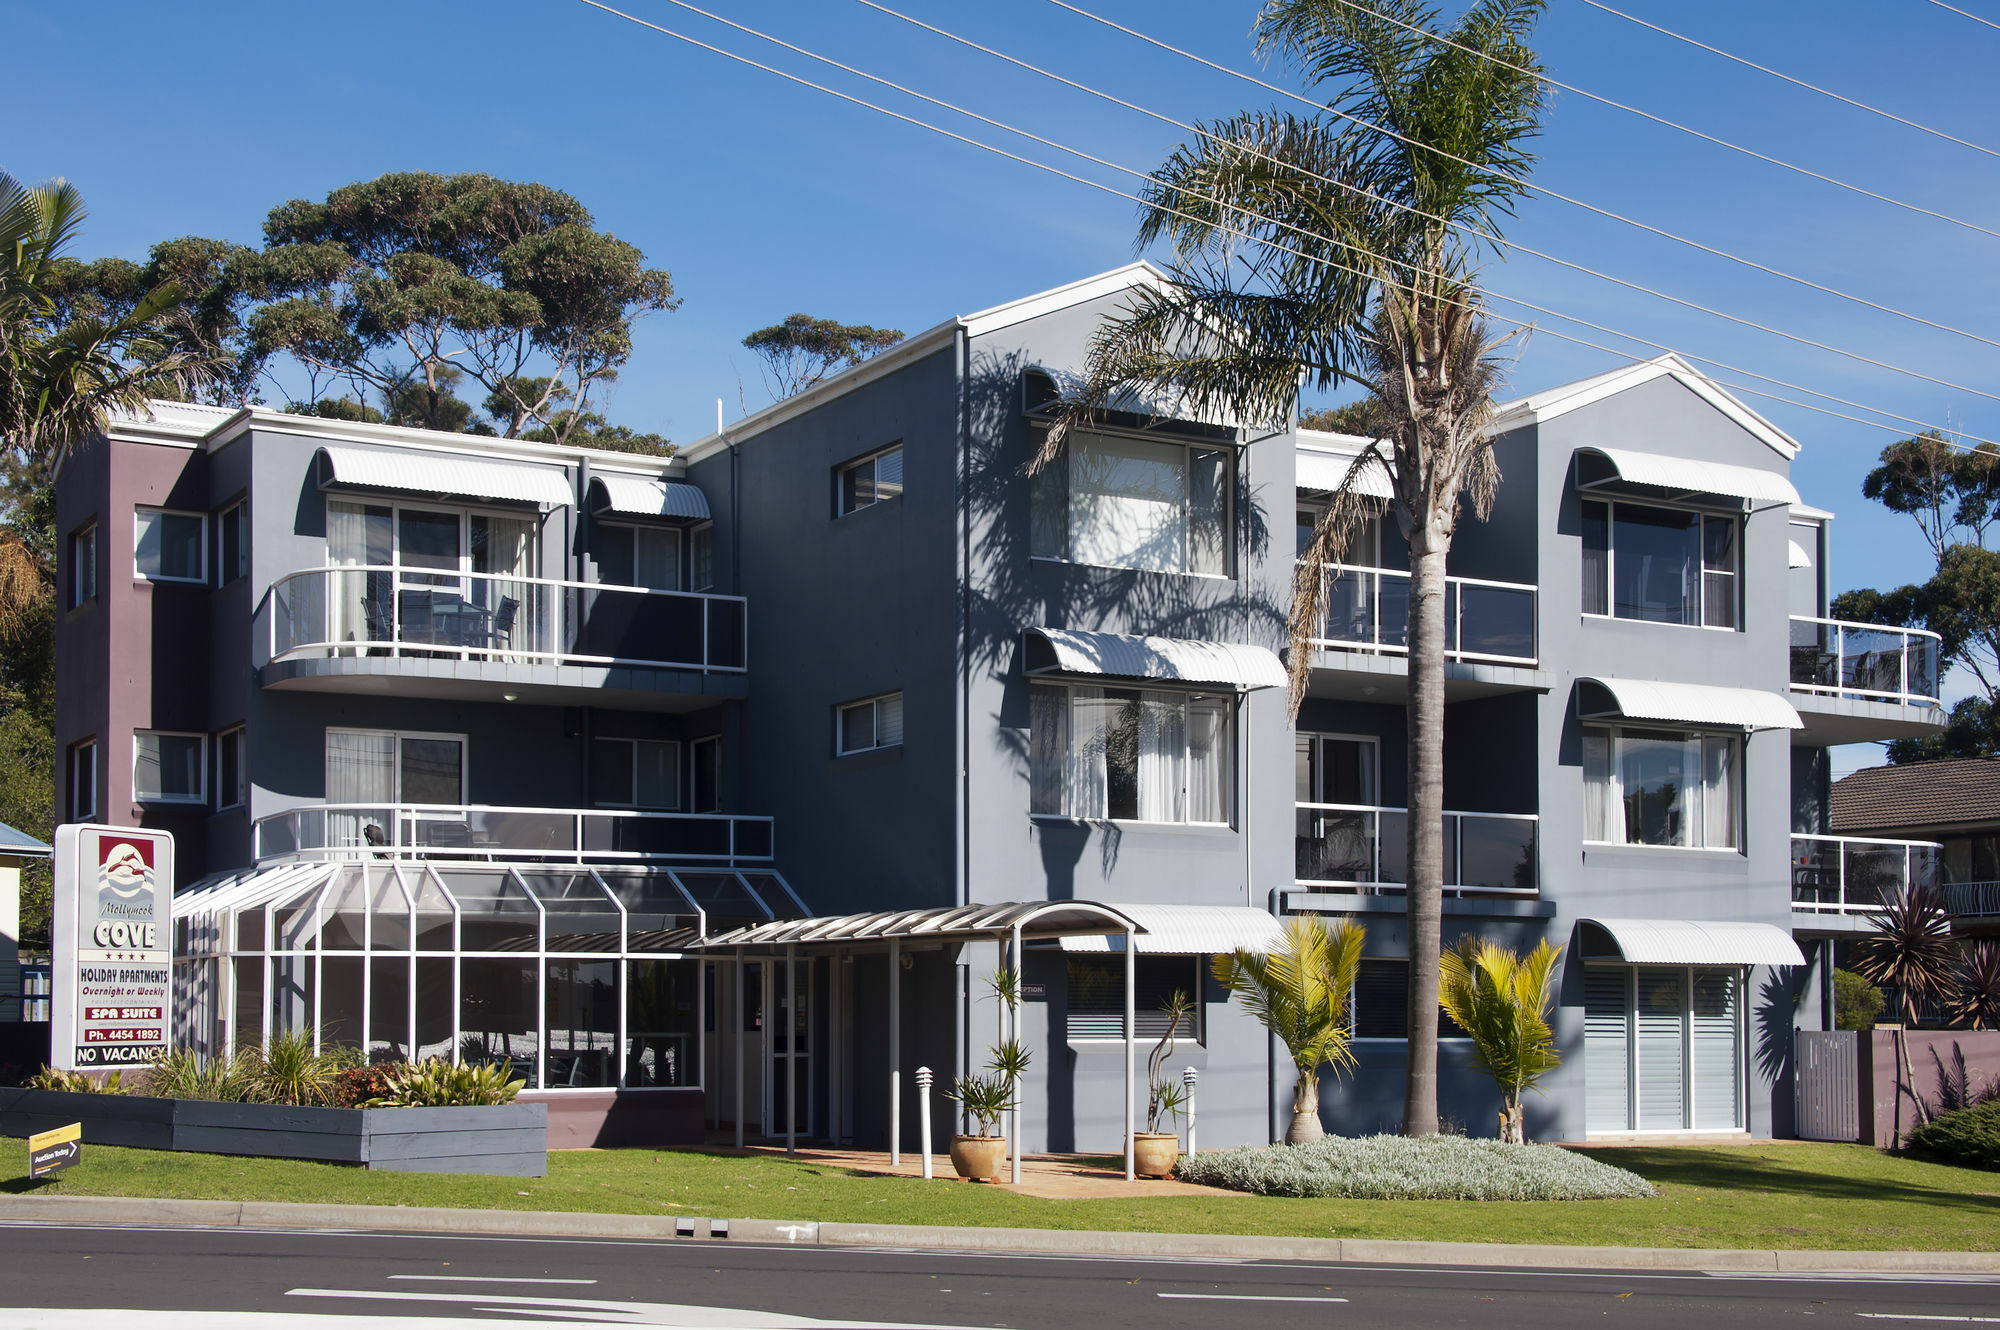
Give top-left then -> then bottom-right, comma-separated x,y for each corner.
1132,1132 -> 1180,1179
949,1134 -> 1008,1182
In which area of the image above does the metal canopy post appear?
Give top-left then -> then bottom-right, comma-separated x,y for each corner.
1010,922 -> 1024,1186
1124,929 -> 1136,1183
785,941 -> 797,1156
889,937 -> 902,1166
734,946 -> 745,1150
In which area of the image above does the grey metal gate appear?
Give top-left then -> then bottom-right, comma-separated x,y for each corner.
1794,1030 -> 1860,1142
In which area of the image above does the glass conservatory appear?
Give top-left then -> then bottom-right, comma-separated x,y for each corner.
171,861 -> 802,1091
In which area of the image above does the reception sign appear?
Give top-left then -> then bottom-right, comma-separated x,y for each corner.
52,825 -> 174,1070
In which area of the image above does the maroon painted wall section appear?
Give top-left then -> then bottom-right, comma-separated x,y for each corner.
1858,1028 -> 2000,1148
521,1088 -> 705,1148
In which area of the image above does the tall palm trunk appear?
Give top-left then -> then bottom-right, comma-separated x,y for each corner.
1403,524 -> 1449,1138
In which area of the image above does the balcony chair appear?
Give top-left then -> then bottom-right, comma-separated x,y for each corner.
487,596 -> 521,654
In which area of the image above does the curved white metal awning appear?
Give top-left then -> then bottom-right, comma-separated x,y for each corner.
1789,539 -> 1813,569
1296,448 -> 1395,499
1579,918 -> 1806,967
1058,903 -> 1283,955
1579,676 -> 1802,731
1578,445 -> 1800,506
701,900 -> 1145,950
316,444 -> 573,508
589,474 -> 711,521
1024,628 -> 1287,692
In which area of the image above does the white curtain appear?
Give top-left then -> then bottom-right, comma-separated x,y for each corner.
1700,734 -> 1738,849
1583,729 -> 1619,842
1137,691 -> 1185,823
326,730 -> 396,849
1068,686 -> 1112,819
1070,433 -> 1187,573
1187,695 -> 1230,824
327,501 -> 373,651
633,527 -> 680,591
473,514 -> 537,657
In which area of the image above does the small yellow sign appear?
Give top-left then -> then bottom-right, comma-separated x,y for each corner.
29,1123 -> 81,1152
28,1122 -> 82,1178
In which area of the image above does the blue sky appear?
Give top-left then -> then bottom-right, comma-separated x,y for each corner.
10,0 -> 1996,755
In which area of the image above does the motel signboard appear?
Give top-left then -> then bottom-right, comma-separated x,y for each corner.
51,825 -> 174,1070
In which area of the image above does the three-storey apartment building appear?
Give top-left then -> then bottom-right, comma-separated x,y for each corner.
54,262 -> 1941,1149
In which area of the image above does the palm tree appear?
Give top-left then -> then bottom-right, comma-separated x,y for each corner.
1436,937 -> 1561,1143
1037,0 -> 1546,1137
1212,915 -> 1365,1143
1853,883 -> 1960,1137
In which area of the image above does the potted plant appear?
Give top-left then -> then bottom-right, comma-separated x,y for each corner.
1134,989 -> 1194,1178
944,1069 -> 1015,1181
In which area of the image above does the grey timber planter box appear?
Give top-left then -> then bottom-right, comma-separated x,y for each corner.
0,1088 -> 547,1176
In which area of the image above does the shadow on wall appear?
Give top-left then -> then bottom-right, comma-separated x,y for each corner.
1758,969 -> 1804,1139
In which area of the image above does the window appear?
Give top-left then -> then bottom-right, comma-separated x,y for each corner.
836,692 -> 904,755
1583,724 -> 1740,849
68,740 -> 97,820
134,731 -> 205,804
838,444 -> 904,515
1065,954 -> 1203,1041
1030,682 -> 1232,824
1295,733 -> 1378,806
326,729 -> 466,806
215,727 -> 246,810
690,523 -> 714,591
1584,965 -> 1743,1133
326,501 -> 538,648
691,736 -> 721,812
1581,499 -> 1739,629
1351,958 -> 1468,1039
134,508 -> 206,583
595,523 -> 683,590
216,501 -> 247,584
592,737 -> 682,809
68,523 -> 97,607
1032,431 -> 1231,576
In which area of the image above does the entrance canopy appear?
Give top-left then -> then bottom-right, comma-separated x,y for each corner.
1578,917 -> 1806,967
1057,903 -> 1283,954
702,900 -> 1145,953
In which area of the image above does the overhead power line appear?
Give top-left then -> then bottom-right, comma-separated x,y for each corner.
1041,0 -> 2000,351
1924,0 -> 2000,34
567,0 -> 2000,451
1582,0 -> 2000,160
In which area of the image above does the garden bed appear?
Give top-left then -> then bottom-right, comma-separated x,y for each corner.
1175,1134 -> 1656,1201
0,1088 -> 546,1176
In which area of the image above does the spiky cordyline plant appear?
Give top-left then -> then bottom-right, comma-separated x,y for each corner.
1436,938 -> 1561,1144
1947,939 -> 2000,1031
1854,883 -> 1961,1131
1213,916 -> 1365,1144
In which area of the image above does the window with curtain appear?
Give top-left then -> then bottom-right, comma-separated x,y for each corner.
1030,431 -> 1231,576
1583,724 -> 1739,849
1581,499 -> 1740,629
592,737 -> 683,809
1029,682 -> 1232,824
325,729 -> 466,847
593,523 -> 682,590
134,732 -> 204,803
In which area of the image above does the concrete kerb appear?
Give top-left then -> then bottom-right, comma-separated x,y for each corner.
2,1193 -> 1997,1274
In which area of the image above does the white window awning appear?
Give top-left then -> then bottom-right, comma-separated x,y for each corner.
1296,449 -> 1395,499
1024,628 -> 1287,692
1578,446 -> 1800,506
1058,903 -> 1283,955
1579,918 -> 1805,967
316,444 -> 573,508
1579,676 -> 1802,731
589,474 -> 710,521
1788,539 -> 1813,569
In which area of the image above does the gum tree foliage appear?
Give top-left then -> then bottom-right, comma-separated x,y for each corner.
1298,397 -> 1393,436
741,314 -> 903,401
241,172 -> 678,445
1833,433 -> 2000,761
1041,0 -> 1546,1138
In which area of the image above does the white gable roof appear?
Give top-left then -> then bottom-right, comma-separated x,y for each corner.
1491,354 -> 1801,460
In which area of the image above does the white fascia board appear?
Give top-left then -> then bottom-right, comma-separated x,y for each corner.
210,407 -> 686,476
1491,354 -> 1801,460
1297,426 -> 1384,448
1790,502 -> 1837,522
103,402 -> 248,448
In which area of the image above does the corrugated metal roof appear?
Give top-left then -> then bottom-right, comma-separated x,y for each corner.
1580,445 -> 1800,505
316,443 -> 573,508
590,474 -> 711,520
1059,904 -> 1283,955
1831,759 -> 2000,834
1024,628 -> 1287,692
700,900 -> 1145,950
0,820 -> 50,857
1579,918 -> 1805,967
1580,676 -> 1803,730
1296,447 -> 1395,499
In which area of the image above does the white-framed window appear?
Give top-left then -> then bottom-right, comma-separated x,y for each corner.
836,692 -> 904,755
68,739 -> 97,821
1581,499 -> 1739,629
68,522 -> 97,607
325,500 -> 538,648
216,500 -> 247,585
133,731 -> 206,804
325,727 -> 467,806
1584,964 -> 1744,1134
134,508 -> 206,583
690,523 -> 714,591
592,736 -> 683,809
838,444 -> 903,516
215,726 -> 246,810
595,522 -> 683,590
1583,723 -> 1740,850
1065,953 -> 1204,1042
1295,732 -> 1379,805
1296,503 -> 1383,566
1032,430 -> 1232,576
1029,682 -> 1232,824
691,735 -> 722,812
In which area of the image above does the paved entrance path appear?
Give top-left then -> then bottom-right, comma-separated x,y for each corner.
726,1144 -> 1238,1199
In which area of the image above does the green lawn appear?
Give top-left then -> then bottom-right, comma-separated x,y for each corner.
7,1141 -> 1998,1251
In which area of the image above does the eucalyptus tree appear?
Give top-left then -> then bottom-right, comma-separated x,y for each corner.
742,314 -> 904,400
1039,0 -> 1546,1136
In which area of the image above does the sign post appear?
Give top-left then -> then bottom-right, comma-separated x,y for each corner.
27,1123 -> 81,1179
51,825 -> 174,1071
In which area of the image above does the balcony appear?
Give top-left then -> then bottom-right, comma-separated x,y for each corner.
263,567 -> 748,711
253,802 -> 775,867
1787,617 -> 1944,744
1294,802 -> 1538,895
1791,833 -> 1940,915
1301,563 -> 1542,702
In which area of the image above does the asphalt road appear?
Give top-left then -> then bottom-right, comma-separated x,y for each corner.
0,1221 -> 1996,1329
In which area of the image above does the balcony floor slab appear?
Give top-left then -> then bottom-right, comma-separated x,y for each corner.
1789,691 -> 1944,746
1304,649 -> 1548,703
1281,889 -> 1556,919
261,655 -> 748,713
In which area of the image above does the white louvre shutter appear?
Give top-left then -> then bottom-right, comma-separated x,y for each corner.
1692,968 -> 1743,1129
1584,967 -> 1631,1134
1637,969 -> 1688,1131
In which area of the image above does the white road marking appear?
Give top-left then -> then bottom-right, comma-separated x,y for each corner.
287,1286 -> 975,1328
1857,1316 -> 2000,1323
1158,1293 -> 1350,1303
389,1274 -> 599,1284
4,1314 -> 605,1329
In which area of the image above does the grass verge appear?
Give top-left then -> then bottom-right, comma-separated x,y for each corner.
4,1141 -> 1997,1251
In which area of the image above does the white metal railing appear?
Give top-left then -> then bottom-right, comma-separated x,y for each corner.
1295,801 -> 1539,894
1943,881 -> 2000,919
1305,562 -> 1537,666
1791,833 -> 1941,913
1789,616 -> 1940,707
268,566 -> 748,674
253,802 -> 775,866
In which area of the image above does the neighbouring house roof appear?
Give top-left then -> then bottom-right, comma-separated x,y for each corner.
0,821 -> 51,858
1830,759 -> 2000,835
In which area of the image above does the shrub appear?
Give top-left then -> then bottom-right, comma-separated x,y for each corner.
364,1058 -> 525,1107
1834,969 -> 1884,1032
1175,1133 -> 1656,1201
143,1049 -> 260,1102
250,1030 -> 348,1107
28,1065 -> 123,1094
1906,1101 -> 2000,1170
330,1062 -> 404,1108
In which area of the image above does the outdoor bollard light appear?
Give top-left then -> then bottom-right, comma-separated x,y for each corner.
914,1066 -> 934,1179
1182,1066 -> 1199,1157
